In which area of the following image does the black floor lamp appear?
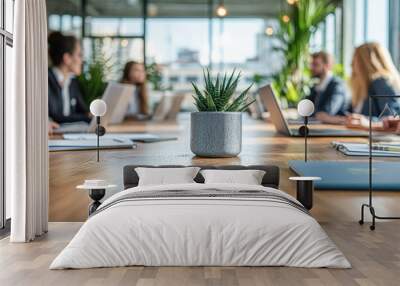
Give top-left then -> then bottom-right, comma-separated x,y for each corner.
89,99 -> 107,162
289,99 -> 320,211
297,99 -> 315,162
359,95 -> 400,230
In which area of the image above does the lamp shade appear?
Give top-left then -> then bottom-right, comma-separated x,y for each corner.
297,99 -> 314,117
90,99 -> 107,117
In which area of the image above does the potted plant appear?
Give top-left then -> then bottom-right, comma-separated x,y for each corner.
191,69 -> 254,157
78,47 -> 113,106
272,0 -> 340,105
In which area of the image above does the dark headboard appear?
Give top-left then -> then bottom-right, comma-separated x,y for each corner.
123,165 -> 280,189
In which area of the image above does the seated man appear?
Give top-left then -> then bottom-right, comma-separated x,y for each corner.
307,51 -> 349,124
48,32 -> 90,124
48,118 -> 59,135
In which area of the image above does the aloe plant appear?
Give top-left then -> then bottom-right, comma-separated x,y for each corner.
192,69 -> 254,112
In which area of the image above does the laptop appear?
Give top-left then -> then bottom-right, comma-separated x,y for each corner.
54,82 -> 134,134
152,92 -> 186,121
259,85 -> 369,137
109,84 -> 136,124
257,87 -> 321,124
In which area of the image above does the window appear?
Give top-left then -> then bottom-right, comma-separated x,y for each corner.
83,37 -> 144,81
47,0 -> 145,81
5,0 -> 13,33
353,0 -> 389,49
146,18 -> 209,91
389,0 -> 400,67
146,17 -> 275,91
169,76 -> 179,83
147,18 -> 210,65
354,0 -> 366,46
310,9 -> 342,63
211,19 -> 264,66
86,18 -> 143,37
47,15 -> 82,37
45,0 -> 341,91
1,0 -> 14,230
341,0 -> 400,70
366,0 -> 389,48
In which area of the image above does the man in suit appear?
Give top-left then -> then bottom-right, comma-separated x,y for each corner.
48,68 -> 90,124
48,32 -> 90,124
307,51 -> 349,121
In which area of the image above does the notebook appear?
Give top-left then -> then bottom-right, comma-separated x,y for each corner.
331,141 -> 400,157
49,138 -> 135,151
63,133 -> 177,143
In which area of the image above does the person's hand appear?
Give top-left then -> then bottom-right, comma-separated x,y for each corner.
382,117 -> 400,133
48,121 -> 60,135
345,114 -> 369,129
314,112 -> 347,125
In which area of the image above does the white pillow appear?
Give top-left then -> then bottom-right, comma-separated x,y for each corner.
200,169 -> 266,185
135,167 -> 201,186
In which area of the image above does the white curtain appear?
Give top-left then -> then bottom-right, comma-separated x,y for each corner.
8,0 -> 49,242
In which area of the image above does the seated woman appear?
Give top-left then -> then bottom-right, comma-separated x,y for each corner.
316,42 -> 400,127
120,61 -> 149,117
48,32 -> 90,124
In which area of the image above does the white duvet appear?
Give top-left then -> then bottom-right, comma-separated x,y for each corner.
50,183 -> 350,269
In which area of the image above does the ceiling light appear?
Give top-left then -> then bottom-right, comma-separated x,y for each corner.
265,27 -> 274,36
148,3 -> 158,17
216,4 -> 228,17
282,15 -> 290,23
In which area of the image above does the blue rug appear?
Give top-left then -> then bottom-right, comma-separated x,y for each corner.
289,160 -> 400,190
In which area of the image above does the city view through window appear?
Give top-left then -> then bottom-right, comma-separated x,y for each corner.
46,0 -> 395,94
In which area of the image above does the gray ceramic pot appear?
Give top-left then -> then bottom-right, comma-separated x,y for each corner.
190,112 -> 242,157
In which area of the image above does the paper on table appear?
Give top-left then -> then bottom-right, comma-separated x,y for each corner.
331,141 -> 400,157
63,133 -> 177,143
49,138 -> 133,147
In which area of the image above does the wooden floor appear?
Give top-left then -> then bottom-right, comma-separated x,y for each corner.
2,114 -> 400,285
1,221 -> 400,286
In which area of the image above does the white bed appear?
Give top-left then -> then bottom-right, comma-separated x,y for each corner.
50,183 -> 350,269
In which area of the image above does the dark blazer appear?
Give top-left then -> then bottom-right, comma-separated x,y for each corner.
307,76 -> 349,116
354,77 -> 400,117
48,68 -> 90,124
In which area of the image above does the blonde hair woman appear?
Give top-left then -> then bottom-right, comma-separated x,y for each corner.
322,42 -> 400,127
350,42 -> 400,116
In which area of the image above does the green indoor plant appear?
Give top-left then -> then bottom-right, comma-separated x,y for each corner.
190,69 -> 254,157
272,0 -> 340,105
146,62 -> 165,91
78,50 -> 113,106
192,68 -> 254,112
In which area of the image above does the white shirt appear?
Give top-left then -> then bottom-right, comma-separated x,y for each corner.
313,73 -> 333,109
315,73 -> 333,93
52,67 -> 73,116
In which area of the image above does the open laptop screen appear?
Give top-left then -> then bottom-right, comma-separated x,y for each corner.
259,85 -> 292,136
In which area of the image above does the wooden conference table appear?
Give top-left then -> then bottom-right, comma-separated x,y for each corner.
49,113 -> 400,222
